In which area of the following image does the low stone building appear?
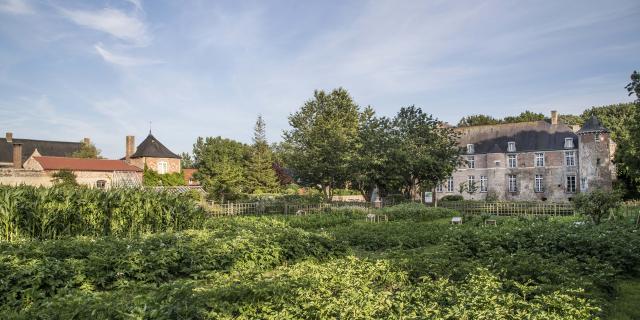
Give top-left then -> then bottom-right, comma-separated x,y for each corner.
124,132 -> 181,174
436,111 -> 614,202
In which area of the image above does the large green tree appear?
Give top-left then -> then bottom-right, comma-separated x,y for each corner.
457,114 -> 500,127
246,115 -> 280,194
614,71 -> 640,198
180,152 -> 194,169
71,140 -> 102,159
389,106 -> 460,200
283,88 -> 360,200
193,137 -> 249,201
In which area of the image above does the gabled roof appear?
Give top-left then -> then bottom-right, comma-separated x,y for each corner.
0,138 -> 81,163
34,156 -> 142,172
129,133 -> 180,159
577,116 -> 609,134
456,121 -> 578,154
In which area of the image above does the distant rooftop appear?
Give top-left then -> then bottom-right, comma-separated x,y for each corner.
129,133 -> 180,159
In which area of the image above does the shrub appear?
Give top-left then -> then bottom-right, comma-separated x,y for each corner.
441,195 -> 464,201
574,189 -> 623,224
380,203 -> 458,221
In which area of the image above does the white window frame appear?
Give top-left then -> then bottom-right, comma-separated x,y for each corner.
447,177 -> 454,192
468,175 -> 475,191
566,175 -> 577,193
507,141 -> 516,152
564,137 -> 574,149
480,176 -> 487,192
467,156 -> 475,169
535,153 -> 545,167
436,183 -> 443,193
508,154 -> 517,168
158,161 -> 168,174
534,175 -> 544,193
565,151 -> 575,166
595,132 -> 601,142
508,175 -> 517,193
466,144 -> 475,154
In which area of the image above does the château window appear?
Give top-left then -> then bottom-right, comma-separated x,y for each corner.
436,183 -> 443,193
508,154 -> 517,168
468,176 -> 475,191
508,175 -> 517,193
447,177 -> 454,192
96,180 -> 106,189
158,161 -> 168,174
535,153 -> 545,167
466,144 -> 475,154
566,175 -> 577,193
507,141 -> 516,152
480,176 -> 487,192
595,132 -> 601,142
534,175 -> 544,193
564,138 -> 574,149
565,151 -> 575,166
467,156 -> 475,169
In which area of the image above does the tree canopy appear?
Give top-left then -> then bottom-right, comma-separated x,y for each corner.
193,136 -> 250,201
457,114 -> 500,127
283,88 -> 360,200
246,115 -> 280,194
71,140 -> 102,159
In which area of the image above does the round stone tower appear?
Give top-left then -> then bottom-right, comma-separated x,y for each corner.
577,116 -> 613,192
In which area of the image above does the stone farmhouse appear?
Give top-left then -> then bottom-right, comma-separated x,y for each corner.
435,111 -> 614,202
0,131 -> 183,189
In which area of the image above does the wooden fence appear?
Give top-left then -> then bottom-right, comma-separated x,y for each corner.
205,201 -> 371,217
439,201 -> 575,216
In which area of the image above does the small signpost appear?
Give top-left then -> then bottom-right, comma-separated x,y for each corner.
424,191 -> 433,204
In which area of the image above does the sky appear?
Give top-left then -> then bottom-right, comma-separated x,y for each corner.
0,0 -> 638,158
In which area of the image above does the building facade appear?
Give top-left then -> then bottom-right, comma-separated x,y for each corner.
124,133 -> 181,174
436,112 -> 614,202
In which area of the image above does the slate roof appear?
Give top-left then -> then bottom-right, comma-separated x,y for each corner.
34,156 -> 142,172
129,133 -> 180,159
456,121 -> 578,154
577,116 -> 609,134
0,138 -> 82,164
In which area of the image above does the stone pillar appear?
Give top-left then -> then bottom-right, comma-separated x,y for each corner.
126,136 -> 135,160
551,110 -> 558,125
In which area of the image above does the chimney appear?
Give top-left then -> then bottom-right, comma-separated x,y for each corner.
83,137 -> 91,145
5,132 -> 12,143
126,136 -> 135,160
551,110 -> 559,125
12,143 -> 22,169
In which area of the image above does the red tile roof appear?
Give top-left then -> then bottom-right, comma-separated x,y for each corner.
34,156 -> 142,172
183,168 -> 200,185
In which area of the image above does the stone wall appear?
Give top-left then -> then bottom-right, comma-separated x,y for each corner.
437,149 -> 580,202
0,169 -> 142,189
128,157 -> 181,174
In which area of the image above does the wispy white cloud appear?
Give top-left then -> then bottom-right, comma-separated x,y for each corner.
94,43 -> 161,66
61,7 -> 148,45
126,0 -> 142,12
0,0 -> 33,15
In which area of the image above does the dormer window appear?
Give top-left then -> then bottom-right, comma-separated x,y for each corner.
507,141 -> 516,152
564,138 -> 574,149
466,144 -> 475,154
595,132 -> 601,142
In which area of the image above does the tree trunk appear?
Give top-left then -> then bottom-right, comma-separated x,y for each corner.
322,184 -> 333,202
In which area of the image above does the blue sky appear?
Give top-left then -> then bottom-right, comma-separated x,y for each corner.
0,0 -> 638,158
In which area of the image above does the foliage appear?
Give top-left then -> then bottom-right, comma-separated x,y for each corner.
0,185 -> 204,240
574,189 -> 623,224
502,110 -> 546,123
143,165 -> 185,186
70,140 -> 102,158
457,114 -> 500,127
388,106 -> 460,199
614,71 -> 640,198
50,169 -> 78,187
283,88 -> 360,200
180,152 -> 194,169
246,115 -> 280,194
193,136 -> 250,201
441,194 -> 463,201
